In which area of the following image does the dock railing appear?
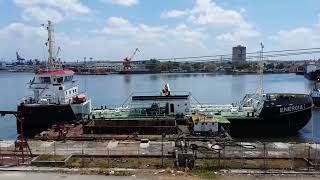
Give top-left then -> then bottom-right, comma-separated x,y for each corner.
2,139 -> 320,170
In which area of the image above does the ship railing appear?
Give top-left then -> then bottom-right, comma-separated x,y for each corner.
191,104 -> 233,110
130,91 -> 191,97
19,95 -> 35,104
92,105 -> 128,110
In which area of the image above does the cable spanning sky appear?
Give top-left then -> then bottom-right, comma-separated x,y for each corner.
0,0 -> 320,61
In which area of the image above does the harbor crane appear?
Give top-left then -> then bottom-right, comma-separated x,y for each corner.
16,51 -> 25,65
123,48 -> 140,69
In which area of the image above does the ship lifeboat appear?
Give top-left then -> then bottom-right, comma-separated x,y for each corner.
73,94 -> 86,104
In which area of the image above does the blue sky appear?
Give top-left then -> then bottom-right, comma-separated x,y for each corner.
0,0 -> 320,61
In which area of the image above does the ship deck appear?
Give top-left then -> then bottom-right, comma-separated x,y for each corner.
90,104 -> 258,122
90,109 -> 176,120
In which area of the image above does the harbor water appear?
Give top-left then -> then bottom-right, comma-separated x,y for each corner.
0,72 -> 318,141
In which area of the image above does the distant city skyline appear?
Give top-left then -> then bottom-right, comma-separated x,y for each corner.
0,0 -> 320,61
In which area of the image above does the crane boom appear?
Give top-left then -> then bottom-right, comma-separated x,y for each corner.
129,48 -> 140,60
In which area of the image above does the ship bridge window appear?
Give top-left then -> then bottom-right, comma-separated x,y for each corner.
40,77 -> 51,84
170,103 -> 174,113
57,77 -> 63,83
65,76 -> 73,82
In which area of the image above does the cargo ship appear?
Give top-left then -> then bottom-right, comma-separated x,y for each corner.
82,84 -> 312,137
193,93 -> 312,137
17,21 -> 91,136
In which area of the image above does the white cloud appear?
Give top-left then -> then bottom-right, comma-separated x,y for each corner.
100,0 -> 139,6
269,27 -> 320,49
161,10 -> 188,19
161,0 -> 260,45
0,19 -> 210,61
14,0 -> 90,23
14,0 -> 90,14
102,17 -> 206,46
22,7 -> 64,23
189,0 -> 250,29
0,23 -> 46,59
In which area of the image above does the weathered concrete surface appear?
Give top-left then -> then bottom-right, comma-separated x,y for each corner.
1,171 -> 320,180
0,140 -> 319,160
0,172 -> 140,180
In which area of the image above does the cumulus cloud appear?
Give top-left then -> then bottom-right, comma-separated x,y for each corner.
0,18 -> 210,61
100,0 -> 139,6
269,27 -> 320,50
161,0 -> 260,45
102,16 -> 207,46
0,23 -> 47,59
22,7 -> 64,23
14,0 -> 90,14
161,10 -> 188,19
14,0 -> 91,23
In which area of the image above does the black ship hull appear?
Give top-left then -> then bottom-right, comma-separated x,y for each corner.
17,103 -> 78,137
304,70 -> 320,81
227,94 -> 313,137
118,70 -> 160,74
312,97 -> 320,107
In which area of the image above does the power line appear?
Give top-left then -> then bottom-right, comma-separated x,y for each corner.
139,47 -> 320,62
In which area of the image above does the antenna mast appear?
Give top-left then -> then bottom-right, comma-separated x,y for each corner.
257,43 -> 264,94
44,20 -> 60,71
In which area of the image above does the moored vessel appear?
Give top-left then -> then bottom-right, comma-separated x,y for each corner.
17,21 -> 91,137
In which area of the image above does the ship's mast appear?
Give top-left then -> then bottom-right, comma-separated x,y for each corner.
44,20 -> 60,71
257,43 -> 264,94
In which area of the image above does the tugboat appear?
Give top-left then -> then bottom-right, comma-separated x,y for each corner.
17,21 -> 91,136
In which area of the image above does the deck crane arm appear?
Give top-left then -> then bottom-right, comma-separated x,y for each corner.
55,46 -> 61,58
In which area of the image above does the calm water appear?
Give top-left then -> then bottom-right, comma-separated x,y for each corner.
0,72 -> 318,141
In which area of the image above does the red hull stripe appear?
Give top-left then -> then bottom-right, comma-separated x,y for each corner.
37,70 -> 75,75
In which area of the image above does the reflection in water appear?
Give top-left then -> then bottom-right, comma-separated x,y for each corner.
149,74 -> 159,81
231,75 -> 246,102
123,75 -> 131,84
306,80 -> 316,93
